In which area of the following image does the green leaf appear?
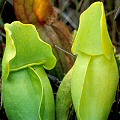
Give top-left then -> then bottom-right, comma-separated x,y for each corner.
71,2 -> 119,120
3,21 -> 56,80
2,68 -> 42,120
56,68 -> 73,120
32,66 -> 55,120
72,2 -> 114,59
2,21 -> 56,120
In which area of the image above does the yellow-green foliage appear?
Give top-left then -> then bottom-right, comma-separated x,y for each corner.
71,2 -> 119,120
2,21 -> 56,120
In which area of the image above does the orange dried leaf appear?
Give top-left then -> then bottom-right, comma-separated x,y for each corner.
14,0 -> 58,25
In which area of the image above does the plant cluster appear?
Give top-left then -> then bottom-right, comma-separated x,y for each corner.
0,0 -> 120,120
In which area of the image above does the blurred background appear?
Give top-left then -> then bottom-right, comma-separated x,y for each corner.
0,0 -> 120,119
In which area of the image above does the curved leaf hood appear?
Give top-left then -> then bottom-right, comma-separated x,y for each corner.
2,21 -> 56,80
72,2 -> 114,59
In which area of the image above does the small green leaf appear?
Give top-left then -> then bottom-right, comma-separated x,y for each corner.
56,68 -> 73,120
32,66 -> 55,120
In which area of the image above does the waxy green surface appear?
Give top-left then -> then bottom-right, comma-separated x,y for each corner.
2,21 -> 56,120
71,2 -> 118,120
